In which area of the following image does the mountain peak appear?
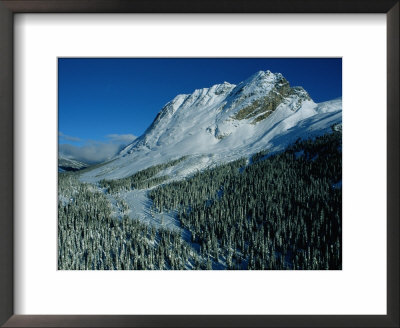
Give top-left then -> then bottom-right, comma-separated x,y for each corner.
171,93 -> 189,104
254,69 -> 273,77
247,70 -> 286,84
229,70 -> 287,96
83,69 -> 342,183
190,81 -> 236,96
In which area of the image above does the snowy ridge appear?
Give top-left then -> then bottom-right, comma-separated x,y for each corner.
80,70 -> 342,183
315,97 -> 342,113
59,156 -> 88,171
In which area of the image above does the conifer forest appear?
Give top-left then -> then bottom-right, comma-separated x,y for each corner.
58,131 -> 342,270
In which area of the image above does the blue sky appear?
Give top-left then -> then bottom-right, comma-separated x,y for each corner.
58,58 -> 341,163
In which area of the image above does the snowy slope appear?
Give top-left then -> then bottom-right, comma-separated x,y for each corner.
80,70 -> 342,183
59,156 -> 88,171
315,97 -> 342,113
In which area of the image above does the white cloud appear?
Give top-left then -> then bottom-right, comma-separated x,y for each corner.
59,134 -> 136,164
106,134 -> 137,144
58,131 -> 82,142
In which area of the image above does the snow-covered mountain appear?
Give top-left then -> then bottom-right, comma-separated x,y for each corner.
59,156 -> 88,172
80,70 -> 342,183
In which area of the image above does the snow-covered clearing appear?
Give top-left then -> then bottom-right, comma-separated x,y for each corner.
103,187 -> 191,242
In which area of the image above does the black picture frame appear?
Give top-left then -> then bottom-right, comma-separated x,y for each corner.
0,1 -> 398,327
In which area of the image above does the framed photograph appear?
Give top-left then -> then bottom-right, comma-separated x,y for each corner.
57,57 -> 343,272
0,1 -> 398,327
